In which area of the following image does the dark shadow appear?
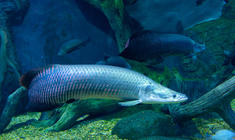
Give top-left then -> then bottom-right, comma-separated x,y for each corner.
2,119 -> 37,134
75,0 -> 115,39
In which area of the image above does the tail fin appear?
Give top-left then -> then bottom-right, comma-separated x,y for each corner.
20,68 -> 42,88
20,65 -> 59,88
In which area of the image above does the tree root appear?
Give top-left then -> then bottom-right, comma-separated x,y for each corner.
0,87 -> 27,133
169,76 -> 235,129
32,99 -> 120,132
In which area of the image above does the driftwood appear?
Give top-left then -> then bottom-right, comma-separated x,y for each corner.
169,76 -> 235,129
34,99 -> 120,131
0,87 -> 27,133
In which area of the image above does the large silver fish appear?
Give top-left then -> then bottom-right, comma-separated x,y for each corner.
20,65 -> 187,111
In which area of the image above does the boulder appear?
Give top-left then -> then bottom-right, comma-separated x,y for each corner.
126,0 -> 225,33
112,110 -> 178,139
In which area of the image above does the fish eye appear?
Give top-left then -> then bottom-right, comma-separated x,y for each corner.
173,94 -> 176,98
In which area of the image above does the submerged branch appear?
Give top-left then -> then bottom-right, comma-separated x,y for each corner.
169,76 -> 235,129
0,87 -> 27,133
40,99 -> 120,132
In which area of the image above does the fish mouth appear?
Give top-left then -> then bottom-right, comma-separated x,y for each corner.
179,97 -> 188,102
174,95 -> 188,103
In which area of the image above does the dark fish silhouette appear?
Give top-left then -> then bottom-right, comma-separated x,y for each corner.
224,49 -> 235,66
196,0 -> 206,6
57,37 -> 90,56
120,31 -> 205,65
96,55 -> 131,69
20,64 -> 187,111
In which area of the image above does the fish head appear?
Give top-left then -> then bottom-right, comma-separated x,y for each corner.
139,84 -> 188,104
193,42 -> 206,54
57,50 -> 65,56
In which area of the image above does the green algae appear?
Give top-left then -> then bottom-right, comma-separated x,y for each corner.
0,112 -> 120,140
127,60 -> 175,86
232,99 -> 235,111
0,105 -> 152,139
186,18 -> 235,71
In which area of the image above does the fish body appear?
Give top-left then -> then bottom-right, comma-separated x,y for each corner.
120,31 -> 205,64
21,64 -> 187,111
210,129 -> 235,140
57,37 -> 90,56
96,56 -> 131,69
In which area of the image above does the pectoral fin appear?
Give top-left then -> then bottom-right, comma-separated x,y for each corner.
118,100 -> 142,106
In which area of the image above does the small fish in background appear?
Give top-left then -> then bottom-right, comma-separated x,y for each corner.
223,49 -> 235,66
209,129 -> 235,140
96,55 -> 131,69
123,0 -> 138,5
120,30 -> 205,65
57,37 -> 90,56
20,64 -> 188,112
196,0 -> 206,6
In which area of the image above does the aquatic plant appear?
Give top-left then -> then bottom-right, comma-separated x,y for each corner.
127,60 -> 175,86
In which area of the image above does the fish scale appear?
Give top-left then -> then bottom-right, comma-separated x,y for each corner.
28,64 -> 151,106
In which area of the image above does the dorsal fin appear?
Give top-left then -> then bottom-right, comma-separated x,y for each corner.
20,68 -> 43,88
20,65 -> 56,88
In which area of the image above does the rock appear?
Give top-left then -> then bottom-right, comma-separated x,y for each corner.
12,0 -> 117,73
126,0 -> 225,33
112,110 -> 178,139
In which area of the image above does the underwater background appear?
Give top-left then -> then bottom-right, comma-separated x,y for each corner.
0,0 -> 234,139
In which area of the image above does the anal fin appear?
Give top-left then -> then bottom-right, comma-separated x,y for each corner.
119,100 -> 142,106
